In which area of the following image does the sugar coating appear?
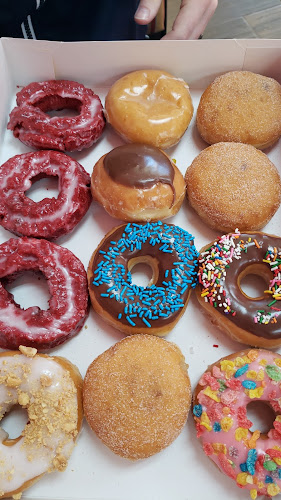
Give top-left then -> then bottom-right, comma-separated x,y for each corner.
196,71 -> 281,149
83,334 -> 191,460
185,142 -> 281,232
194,349 -> 281,498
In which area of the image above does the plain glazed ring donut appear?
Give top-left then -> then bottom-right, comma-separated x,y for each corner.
91,143 -> 186,221
83,334 -> 191,460
105,69 -> 193,149
87,221 -> 198,336
0,151 -> 91,239
185,142 -> 281,232
196,71 -> 281,149
0,346 -> 82,499
196,230 -> 281,348
0,237 -> 88,350
193,348 -> 281,499
7,80 -> 105,152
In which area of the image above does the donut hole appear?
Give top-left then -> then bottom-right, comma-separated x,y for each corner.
5,270 -> 50,310
128,256 -> 159,288
238,263 -> 273,300
246,400 -> 276,434
25,174 -> 59,202
1,404 -> 28,442
34,95 -> 81,117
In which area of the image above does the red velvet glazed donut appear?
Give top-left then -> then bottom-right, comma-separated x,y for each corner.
0,237 -> 88,350
0,151 -> 91,240
7,80 -> 105,152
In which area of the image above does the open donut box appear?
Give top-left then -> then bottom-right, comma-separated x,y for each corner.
0,37 -> 281,500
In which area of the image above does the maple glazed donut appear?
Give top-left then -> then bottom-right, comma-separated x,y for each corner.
196,71 -> 281,149
0,237 -> 88,350
7,80 -> 105,152
193,348 -> 281,498
196,230 -> 281,348
87,221 -> 198,336
0,346 -> 83,499
185,142 -> 281,232
91,143 -> 186,221
83,334 -> 191,460
105,69 -> 193,149
0,150 -> 91,239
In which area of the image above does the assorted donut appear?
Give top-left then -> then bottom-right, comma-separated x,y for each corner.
0,346 -> 83,499
193,349 -> 281,498
0,237 -> 89,350
8,80 -> 105,152
196,230 -> 281,348
105,69 -> 193,149
87,221 -> 198,336
1,68 -> 281,498
0,150 -> 91,239
83,334 -> 191,460
91,143 -> 186,221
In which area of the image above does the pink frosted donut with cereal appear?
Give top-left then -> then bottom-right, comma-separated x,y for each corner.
193,349 -> 281,498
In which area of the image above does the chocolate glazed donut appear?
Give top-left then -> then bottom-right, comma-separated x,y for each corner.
196,231 -> 281,348
91,144 -> 186,221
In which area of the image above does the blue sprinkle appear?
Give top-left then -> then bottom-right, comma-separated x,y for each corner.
240,463 -> 248,472
118,313 -> 122,319
126,316 -> 136,326
234,364 -> 249,378
213,422 -> 221,432
193,404 -> 202,417
142,317 -> 151,327
246,449 -> 257,476
242,380 -> 257,390
265,476 -> 273,484
278,469 -> 281,479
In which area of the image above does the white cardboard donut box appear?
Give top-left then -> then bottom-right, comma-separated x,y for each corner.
0,37 -> 281,500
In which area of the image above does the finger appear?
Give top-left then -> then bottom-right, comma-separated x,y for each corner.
134,0 -> 162,25
162,0 -> 218,40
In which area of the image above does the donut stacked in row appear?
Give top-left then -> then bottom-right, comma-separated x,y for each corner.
0,67 -> 281,500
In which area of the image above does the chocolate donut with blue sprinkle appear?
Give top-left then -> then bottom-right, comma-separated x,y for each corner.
87,221 -> 198,336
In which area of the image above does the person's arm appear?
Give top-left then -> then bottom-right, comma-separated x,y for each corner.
134,0 -> 218,40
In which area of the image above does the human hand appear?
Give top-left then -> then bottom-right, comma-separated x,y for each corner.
134,0 -> 218,40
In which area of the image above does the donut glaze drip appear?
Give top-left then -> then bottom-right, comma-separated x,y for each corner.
104,144 -> 175,204
193,349 -> 281,498
198,232 -> 281,340
89,222 -> 198,331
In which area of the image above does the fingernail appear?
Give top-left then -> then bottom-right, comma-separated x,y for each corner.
134,6 -> 150,20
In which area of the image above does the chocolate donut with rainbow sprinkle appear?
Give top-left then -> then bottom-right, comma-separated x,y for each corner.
196,230 -> 281,348
87,221 -> 198,336
193,349 -> 281,499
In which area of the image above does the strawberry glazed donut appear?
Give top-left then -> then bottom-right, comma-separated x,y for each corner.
196,230 -> 281,348
0,151 -> 91,240
7,80 -> 105,152
193,349 -> 281,499
0,346 -> 83,499
0,237 -> 88,350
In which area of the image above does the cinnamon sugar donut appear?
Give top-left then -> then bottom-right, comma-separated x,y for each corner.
0,346 -> 82,499
196,230 -> 281,348
105,69 -> 193,149
193,348 -> 281,498
196,71 -> 281,149
91,144 -> 186,221
185,142 -> 281,232
83,334 -> 191,460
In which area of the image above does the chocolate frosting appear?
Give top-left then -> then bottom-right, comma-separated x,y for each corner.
89,222 -> 198,330
202,233 -> 281,340
104,144 -> 175,204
